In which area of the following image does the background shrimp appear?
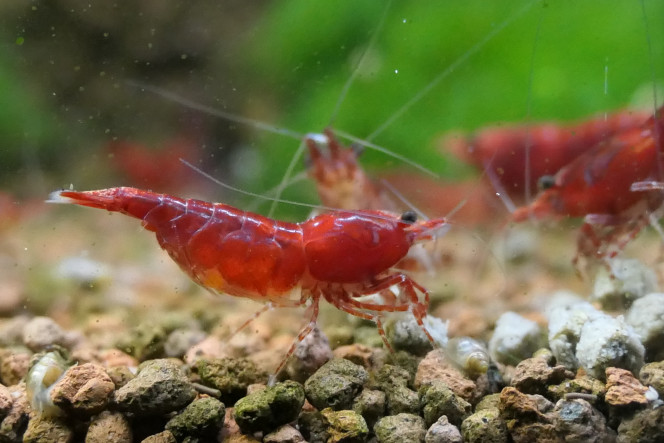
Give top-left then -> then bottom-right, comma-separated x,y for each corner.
441,109 -> 651,204
512,105 -> 664,272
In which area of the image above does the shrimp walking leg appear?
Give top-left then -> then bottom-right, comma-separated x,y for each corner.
274,293 -> 321,377
327,273 -> 436,346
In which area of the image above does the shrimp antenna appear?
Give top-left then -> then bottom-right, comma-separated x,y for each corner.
522,5 -> 545,211
334,129 -> 438,178
366,0 -> 537,142
180,158 -> 324,211
639,0 -> 662,182
267,140 -> 307,217
379,179 -> 429,221
484,163 -> 517,214
125,80 -> 303,141
272,0 -> 393,216
328,0 -> 393,126
178,159 -> 411,225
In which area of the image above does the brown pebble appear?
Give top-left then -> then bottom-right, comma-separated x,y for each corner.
50,363 -> 115,416
604,367 -> 648,406
263,424 -> 305,443
415,349 -> 476,402
0,316 -> 30,347
98,348 -> 138,368
184,335 -> 230,364
499,386 -> 548,421
140,430 -> 177,443
499,387 -> 558,443
85,411 -> 132,442
511,356 -> 574,395
105,366 -> 135,390
0,281 -> 24,315
220,407 -> 241,441
333,344 -> 375,369
0,383 -> 13,416
22,317 -> 68,352
0,383 -> 29,441
0,349 -> 31,386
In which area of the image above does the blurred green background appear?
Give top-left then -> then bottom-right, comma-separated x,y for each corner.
0,0 -> 662,219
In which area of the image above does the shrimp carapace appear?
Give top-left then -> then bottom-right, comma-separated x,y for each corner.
49,187 -> 448,372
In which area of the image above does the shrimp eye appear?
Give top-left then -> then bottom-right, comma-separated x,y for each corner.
400,210 -> 417,224
538,175 -> 555,190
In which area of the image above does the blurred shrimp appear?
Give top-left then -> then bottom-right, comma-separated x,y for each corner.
512,105 -> 664,270
442,109 -> 650,203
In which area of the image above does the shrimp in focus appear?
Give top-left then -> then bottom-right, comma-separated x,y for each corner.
443,109 -> 650,203
512,105 -> 664,270
49,187 -> 448,373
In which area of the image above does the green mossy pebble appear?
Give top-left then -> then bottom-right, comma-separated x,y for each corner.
194,357 -> 268,403
547,374 -> 606,401
321,408 -> 369,443
22,415 -> 72,443
374,413 -> 426,443
474,393 -> 501,411
385,316 -> 434,356
165,397 -> 225,441
113,359 -> 197,416
352,389 -> 385,429
371,364 -> 419,415
233,381 -> 305,434
460,408 -> 508,443
117,323 -> 167,361
384,351 -> 420,384
305,359 -> 368,411
419,380 -> 471,427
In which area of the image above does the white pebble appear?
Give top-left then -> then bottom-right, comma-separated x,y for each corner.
591,258 -> 658,308
625,292 -> 664,358
489,311 -> 543,366
547,302 -> 603,370
576,315 -> 644,379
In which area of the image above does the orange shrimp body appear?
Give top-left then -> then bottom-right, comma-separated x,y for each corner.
512,106 -> 664,266
51,187 -> 447,369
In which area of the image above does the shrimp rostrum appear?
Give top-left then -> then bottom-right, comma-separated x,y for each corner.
49,187 -> 448,372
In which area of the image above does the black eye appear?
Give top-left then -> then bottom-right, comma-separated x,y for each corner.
538,175 -> 556,190
400,211 -> 417,224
